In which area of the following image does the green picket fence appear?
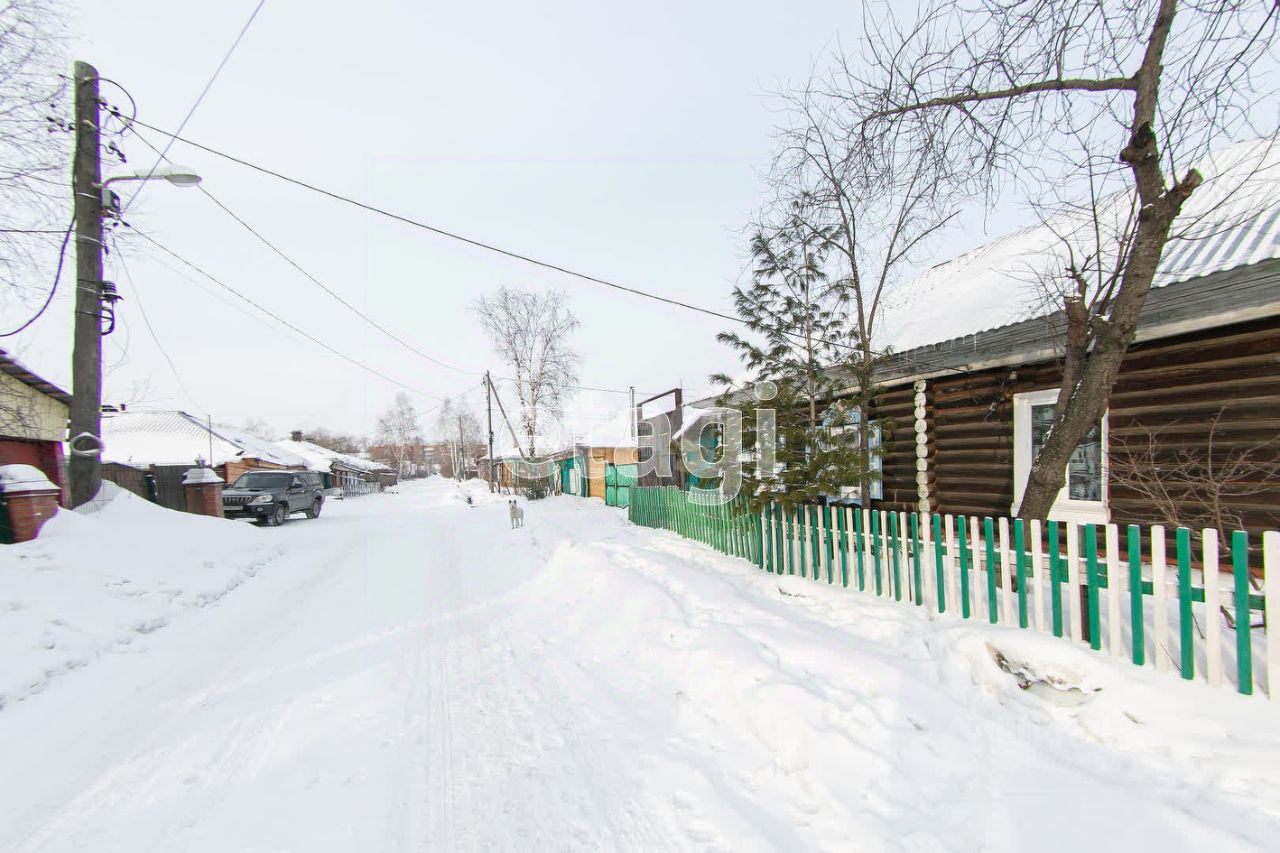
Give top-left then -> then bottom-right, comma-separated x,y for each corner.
628,487 -> 1279,701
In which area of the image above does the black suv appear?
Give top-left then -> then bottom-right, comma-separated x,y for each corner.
222,470 -> 325,526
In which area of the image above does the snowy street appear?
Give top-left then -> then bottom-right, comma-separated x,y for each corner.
1,479 -> 1278,852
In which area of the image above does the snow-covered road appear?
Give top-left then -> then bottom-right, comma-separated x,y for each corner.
1,479 -> 1278,852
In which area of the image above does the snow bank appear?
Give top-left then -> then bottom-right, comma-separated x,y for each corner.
0,489 -> 281,710
512,498 -> 1280,850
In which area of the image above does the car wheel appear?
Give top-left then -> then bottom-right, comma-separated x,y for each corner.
305,498 -> 322,519
266,503 -> 287,526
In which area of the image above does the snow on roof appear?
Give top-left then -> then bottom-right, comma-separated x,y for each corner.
273,439 -> 390,473
877,135 -> 1280,354
100,411 -> 306,469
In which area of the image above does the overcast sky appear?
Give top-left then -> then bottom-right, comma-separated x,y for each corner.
7,0 -> 1229,441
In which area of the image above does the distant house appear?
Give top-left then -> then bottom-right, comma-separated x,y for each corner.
276,432 -> 391,495
99,411 -> 308,508
0,350 -> 70,504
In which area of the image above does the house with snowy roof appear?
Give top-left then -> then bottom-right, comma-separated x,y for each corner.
99,411 -> 308,508
0,350 -> 70,507
833,136 -> 1280,533
676,136 -> 1280,534
275,432 -> 391,495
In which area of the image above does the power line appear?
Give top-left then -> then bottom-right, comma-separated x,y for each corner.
127,225 -> 444,401
1,216 -> 75,337
124,125 -> 654,397
122,0 -> 267,213
111,234 -> 205,411
124,116 -> 743,325
125,117 -> 869,364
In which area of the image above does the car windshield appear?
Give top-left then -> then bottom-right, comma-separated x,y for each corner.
232,472 -> 292,490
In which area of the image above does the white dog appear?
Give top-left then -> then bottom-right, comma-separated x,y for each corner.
508,499 -> 524,529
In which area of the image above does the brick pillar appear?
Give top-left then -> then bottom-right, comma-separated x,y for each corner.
182,468 -> 225,518
4,489 -> 60,543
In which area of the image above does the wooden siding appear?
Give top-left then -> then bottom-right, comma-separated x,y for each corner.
875,315 -> 1280,533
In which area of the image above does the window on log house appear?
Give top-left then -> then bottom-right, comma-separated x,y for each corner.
1012,388 -> 1108,523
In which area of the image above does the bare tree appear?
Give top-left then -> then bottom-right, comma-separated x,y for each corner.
433,397 -> 483,480
0,0 -> 70,315
757,76 -> 966,504
850,0 -> 1279,520
1110,410 -> 1280,546
239,417 -> 277,441
374,392 -> 423,477
473,287 -> 579,457
303,428 -> 365,455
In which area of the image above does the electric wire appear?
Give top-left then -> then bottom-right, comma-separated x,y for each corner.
122,0 -> 267,213
125,117 -> 866,364
1,216 -> 75,337
124,124 -> 654,397
127,225 -> 443,401
111,234 -> 205,411
124,117 -> 743,324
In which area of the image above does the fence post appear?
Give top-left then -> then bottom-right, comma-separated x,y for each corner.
1265,531 -> 1277,701
1127,525 -> 1145,666
984,517 -> 998,624
1232,530 -> 1251,695
1176,527 -> 1194,680
1203,529 -> 1223,688
958,515 -> 971,619
871,510 -> 882,595
1153,525 -> 1170,674
1106,524 -> 1123,657
934,513 -> 946,615
856,509 -> 867,591
1029,519 -> 1044,632
810,505 -> 821,581
891,512 -> 904,602
910,513 -> 924,606
1084,524 -> 1101,650
837,507 -> 849,588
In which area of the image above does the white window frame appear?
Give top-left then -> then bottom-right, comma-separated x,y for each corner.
1011,388 -> 1109,525
828,414 -> 883,504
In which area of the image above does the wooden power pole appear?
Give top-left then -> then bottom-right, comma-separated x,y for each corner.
485,371 -> 495,491
68,61 -> 105,508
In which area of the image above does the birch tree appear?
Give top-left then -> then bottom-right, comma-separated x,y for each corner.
850,0 -> 1278,520
375,392 -> 423,477
473,287 -> 579,457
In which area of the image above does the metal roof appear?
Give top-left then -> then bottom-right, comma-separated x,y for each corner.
875,136 -> 1280,355
0,349 -> 71,406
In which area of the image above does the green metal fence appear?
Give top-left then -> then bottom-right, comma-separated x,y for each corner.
627,486 -> 1278,701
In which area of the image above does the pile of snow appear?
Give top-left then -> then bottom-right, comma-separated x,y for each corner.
0,489 -> 281,710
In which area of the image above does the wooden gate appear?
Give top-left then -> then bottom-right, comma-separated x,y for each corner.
150,465 -> 189,511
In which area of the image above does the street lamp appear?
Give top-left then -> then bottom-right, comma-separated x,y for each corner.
100,165 -> 202,208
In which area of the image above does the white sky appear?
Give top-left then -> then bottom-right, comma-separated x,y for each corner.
10,0 -> 1258,441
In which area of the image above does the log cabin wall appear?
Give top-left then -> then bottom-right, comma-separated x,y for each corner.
871,314 -> 1280,533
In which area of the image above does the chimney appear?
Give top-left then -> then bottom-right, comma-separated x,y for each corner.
291,430 -> 303,442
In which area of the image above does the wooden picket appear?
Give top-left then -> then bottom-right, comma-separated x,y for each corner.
626,488 -> 1275,700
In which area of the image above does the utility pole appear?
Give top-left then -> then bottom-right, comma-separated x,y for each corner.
68,61 -> 105,508
456,413 -> 465,481
629,386 -> 636,442
485,371 -> 495,492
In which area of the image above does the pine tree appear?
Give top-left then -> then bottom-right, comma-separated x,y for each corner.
711,197 -> 873,512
